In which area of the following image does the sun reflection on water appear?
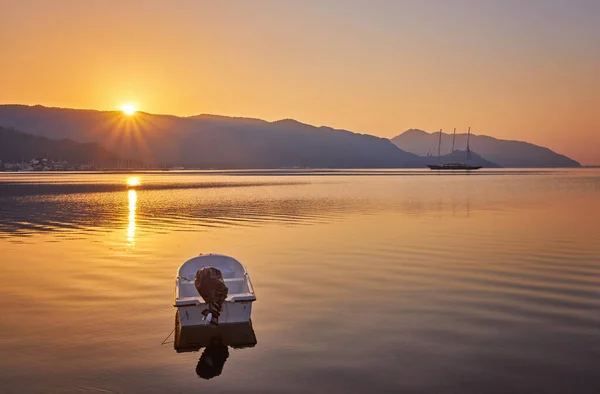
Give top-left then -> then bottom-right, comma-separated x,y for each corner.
127,176 -> 141,187
127,189 -> 137,246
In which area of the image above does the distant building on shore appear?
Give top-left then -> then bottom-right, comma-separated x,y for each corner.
0,158 -> 95,171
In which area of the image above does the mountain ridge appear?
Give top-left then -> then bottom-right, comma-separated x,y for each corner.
0,105 -> 581,168
0,105 -> 423,169
392,129 -> 581,168
0,126 -> 123,167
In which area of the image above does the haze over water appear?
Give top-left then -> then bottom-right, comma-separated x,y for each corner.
1,169 -> 599,393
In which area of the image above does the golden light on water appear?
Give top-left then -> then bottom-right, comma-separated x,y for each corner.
121,103 -> 137,116
127,189 -> 137,246
127,176 -> 141,187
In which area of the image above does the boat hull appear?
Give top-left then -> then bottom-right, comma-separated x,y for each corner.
177,300 -> 253,327
427,164 -> 482,170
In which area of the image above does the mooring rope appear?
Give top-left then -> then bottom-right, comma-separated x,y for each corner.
161,328 -> 175,345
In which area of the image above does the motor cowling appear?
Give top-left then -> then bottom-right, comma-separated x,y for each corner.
194,267 -> 229,327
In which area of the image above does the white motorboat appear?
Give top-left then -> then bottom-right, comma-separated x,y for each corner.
174,254 -> 256,327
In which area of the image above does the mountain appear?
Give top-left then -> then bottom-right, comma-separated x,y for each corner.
0,105 -> 423,169
187,114 -> 269,126
0,126 -> 123,166
429,150 -> 501,168
392,129 -> 581,168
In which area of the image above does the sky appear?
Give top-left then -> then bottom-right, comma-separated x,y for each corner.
1,0 -> 598,164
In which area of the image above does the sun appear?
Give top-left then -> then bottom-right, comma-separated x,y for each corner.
121,103 -> 137,116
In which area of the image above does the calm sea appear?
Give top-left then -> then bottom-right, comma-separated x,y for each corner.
0,169 -> 599,394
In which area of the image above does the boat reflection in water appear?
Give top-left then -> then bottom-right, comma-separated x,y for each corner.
174,313 -> 257,379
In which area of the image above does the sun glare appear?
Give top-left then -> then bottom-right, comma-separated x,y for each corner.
127,189 -> 137,246
121,103 -> 137,116
127,176 -> 141,187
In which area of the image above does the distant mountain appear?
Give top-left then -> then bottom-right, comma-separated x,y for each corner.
0,105 -> 423,169
187,114 -> 269,126
0,126 -> 123,166
428,149 -> 501,168
1,105 -> 577,169
392,129 -> 581,168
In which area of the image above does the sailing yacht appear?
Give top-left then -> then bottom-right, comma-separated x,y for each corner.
427,127 -> 482,170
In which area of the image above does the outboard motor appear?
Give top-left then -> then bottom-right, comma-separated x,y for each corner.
194,267 -> 229,327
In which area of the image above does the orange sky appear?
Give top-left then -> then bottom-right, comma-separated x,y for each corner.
1,1 -> 598,164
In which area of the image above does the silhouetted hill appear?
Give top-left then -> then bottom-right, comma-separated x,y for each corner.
0,105 -> 423,169
392,129 -> 581,168
0,126 -> 122,166
188,114 -> 268,126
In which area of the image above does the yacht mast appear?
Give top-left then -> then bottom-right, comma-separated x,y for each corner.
466,127 -> 472,160
451,128 -> 456,152
437,129 -> 442,161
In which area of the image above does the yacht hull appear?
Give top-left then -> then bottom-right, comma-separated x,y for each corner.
427,164 -> 482,170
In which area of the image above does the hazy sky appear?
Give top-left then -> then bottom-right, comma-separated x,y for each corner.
1,0 -> 598,164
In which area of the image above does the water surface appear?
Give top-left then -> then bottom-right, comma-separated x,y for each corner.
1,169 -> 599,393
